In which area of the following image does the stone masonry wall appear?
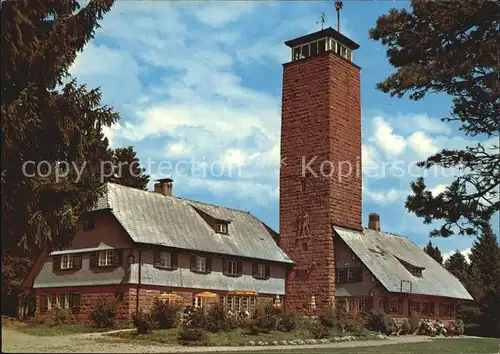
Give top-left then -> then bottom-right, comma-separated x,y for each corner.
279,51 -> 362,315
35,285 -> 131,324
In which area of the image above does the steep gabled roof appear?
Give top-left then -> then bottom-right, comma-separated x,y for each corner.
334,226 -> 473,300
92,183 -> 292,264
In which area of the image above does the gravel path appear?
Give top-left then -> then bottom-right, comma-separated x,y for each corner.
1,327 -> 436,353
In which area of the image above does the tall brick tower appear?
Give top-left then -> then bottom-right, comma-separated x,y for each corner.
279,27 -> 362,314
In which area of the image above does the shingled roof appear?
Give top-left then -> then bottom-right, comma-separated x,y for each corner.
334,226 -> 473,300
93,183 -> 292,264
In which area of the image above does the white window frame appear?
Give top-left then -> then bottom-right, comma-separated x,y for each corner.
195,256 -> 206,272
216,223 -> 228,234
61,254 -> 74,269
347,298 -> 355,313
226,260 -> 238,275
337,268 -> 347,283
347,268 -> 356,283
193,296 -> 203,308
159,251 -> 172,268
255,263 -> 266,278
99,250 -> 116,267
358,297 -> 366,313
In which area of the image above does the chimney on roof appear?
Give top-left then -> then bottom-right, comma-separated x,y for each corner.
154,178 -> 173,197
368,213 -> 381,231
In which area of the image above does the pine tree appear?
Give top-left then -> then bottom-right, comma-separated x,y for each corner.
444,251 -> 469,286
1,0 -> 117,315
423,240 -> 443,264
371,0 -> 499,237
110,146 -> 150,190
468,225 -> 500,337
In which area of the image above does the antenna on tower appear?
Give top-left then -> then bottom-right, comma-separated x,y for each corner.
316,12 -> 326,30
334,0 -> 343,32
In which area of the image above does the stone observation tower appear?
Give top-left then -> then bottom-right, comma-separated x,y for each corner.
279,25 -> 362,314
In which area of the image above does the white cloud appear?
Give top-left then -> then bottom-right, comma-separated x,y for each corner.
192,2 -> 258,28
371,117 -> 407,156
102,123 -> 122,148
430,184 -> 447,197
363,186 -> 401,205
408,132 -> 440,158
410,114 -> 452,135
442,248 -> 471,263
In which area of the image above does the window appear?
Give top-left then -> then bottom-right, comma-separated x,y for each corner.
358,298 -> 366,313
310,41 -> 318,56
46,293 -> 80,310
220,295 -> 256,313
255,264 -> 266,278
98,250 -> 116,266
411,267 -> 423,277
196,256 -> 206,272
293,47 -> 300,60
226,260 -> 238,276
301,44 -> 310,58
160,252 -> 172,268
421,302 -> 431,316
340,45 -> 347,59
347,268 -> 356,283
440,303 -> 454,317
337,267 -> 361,283
83,215 -> 95,230
115,292 -> 124,301
337,268 -> 347,283
216,223 -> 228,234
193,296 -> 203,309
389,299 -> 398,313
61,254 -> 74,269
318,39 -> 326,54
347,298 -> 354,313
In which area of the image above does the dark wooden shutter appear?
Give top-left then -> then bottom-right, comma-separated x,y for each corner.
190,255 -> 196,271
222,258 -> 228,275
53,256 -> 61,271
73,254 -> 82,270
252,263 -> 257,277
237,261 -> 243,276
265,264 -> 271,279
73,293 -> 81,307
171,252 -> 178,270
114,249 -> 123,266
206,256 -> 212,273
153,250 -> 161,268
40,295 -> 48,313
90,252 -> 98,268
356,267 -> 363,282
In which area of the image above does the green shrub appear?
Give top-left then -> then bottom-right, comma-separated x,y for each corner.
364,310 -> 394,334
90,301 -> 116,329
177,324 -> 206,346
344,314 -> 366,335
52,308 -> 70,325
278,313 -> 296,332
309,320 -> 329,339
454,319 -> 464,335
132,311 -> 154,334
319,306 -> 337,329
186,308 -> 206,329
409,313 -> 420,334
402,318 -> 412,334
225,310 -> 242,331
205,304 -> 227,333
151,300 -> 180,329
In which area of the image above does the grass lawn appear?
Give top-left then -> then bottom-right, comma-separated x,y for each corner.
2,322 -> 101,336
106,328 -> 378,346
223,338 -> 500,353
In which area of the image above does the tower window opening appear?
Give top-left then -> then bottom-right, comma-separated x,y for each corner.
318,39 -> 326,54
301,44 -> 310,58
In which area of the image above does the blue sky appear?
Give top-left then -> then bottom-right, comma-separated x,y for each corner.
70,0 -> 498,260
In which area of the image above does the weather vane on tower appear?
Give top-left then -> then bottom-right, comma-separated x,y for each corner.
316,12 -> 326,30
334,0 -> 343,32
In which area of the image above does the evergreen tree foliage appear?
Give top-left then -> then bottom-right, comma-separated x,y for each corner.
423,240 -> 443,264
110,146 -> 150,190
467,226 -> 500,337
371,0 -> 499,237
444,250 -> 469,286
1,0 -> 116,315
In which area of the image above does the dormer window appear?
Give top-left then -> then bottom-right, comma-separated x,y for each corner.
396,257 -> 424,277
411,267 -> 423,277
216,223 -> 228,234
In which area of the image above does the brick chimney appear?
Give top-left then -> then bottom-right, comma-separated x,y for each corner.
154,178 -> 173,197
368,213 -> 381,231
